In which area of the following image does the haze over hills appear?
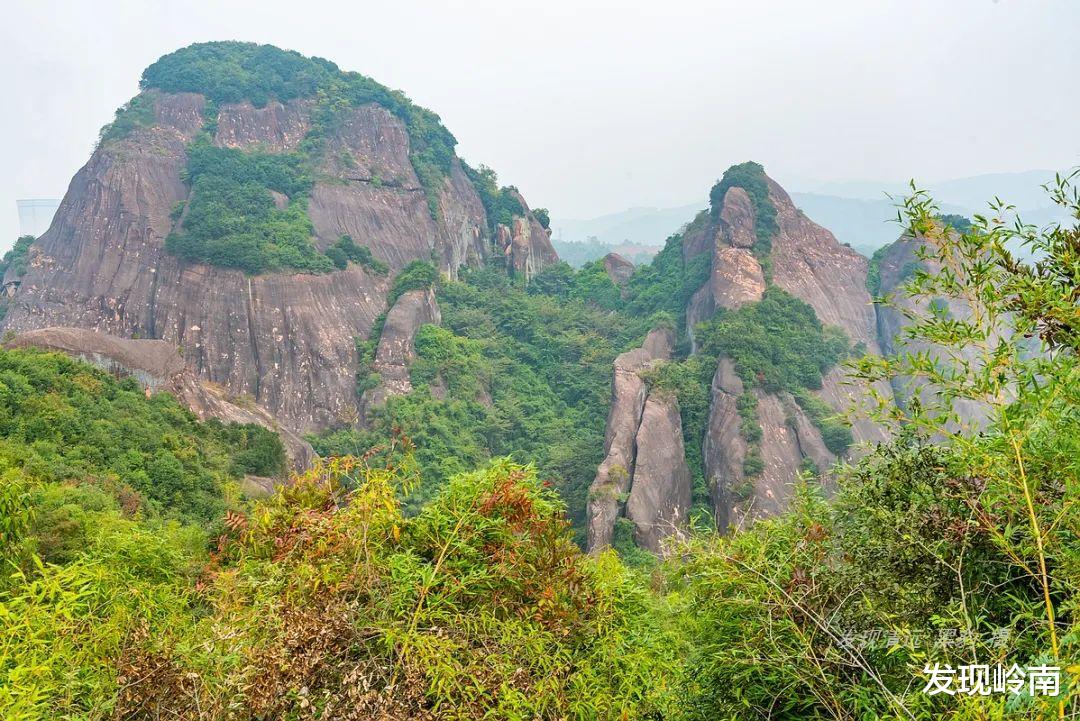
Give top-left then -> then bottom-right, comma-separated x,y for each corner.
553,168 -> 1071,263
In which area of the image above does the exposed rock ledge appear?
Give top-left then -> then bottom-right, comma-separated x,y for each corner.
360,287 -> 441,419
586,326 -> 691,555
2,327 -> 314,471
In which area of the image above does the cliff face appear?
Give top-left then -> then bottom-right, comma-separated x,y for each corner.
359,287 -> 441,418
1,327 -> 314,470
625,393 -> 691,552
602,253 -> 635,287
873,232 -> 986,427
586,327 -> 677,552
602,167 -> 897,543
1,86 -> 556,435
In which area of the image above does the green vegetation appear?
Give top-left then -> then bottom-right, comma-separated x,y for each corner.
0,454 -> 678,720
166,141 -> 333,274
529,259 -> 623,310
694,287 -> 853,455
622,212 -> 712,341
97,94 -> 156,145
936,212 -> 973,233
639,356 -> 714,513
708,161 -> 778,274
324,234 -> 388,274
462,162 -> 526,233
314,266 -> 652,535
0,347 -> 284,527
142,41 -> 456,222
0,236 -> 34,279
532,206 -> 551,229
4,176 -> 1080,718
697,286 -> 849,392
0,235 -> 34,322
865,242 -> 890,295
330,165 -> 852,542
387,260 -> 438,305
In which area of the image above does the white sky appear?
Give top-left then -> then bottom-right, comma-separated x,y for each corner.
2,0 -> 1077,249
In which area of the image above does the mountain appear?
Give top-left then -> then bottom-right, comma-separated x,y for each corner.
554,203 -> 703,247
4,43 -> 1075,721
0,71 -> 944,557
0,42 -> 557,438
803,169 -> 1062,209
551,237 -> 661,267
0,40 -> 976,558
556,170 -> 1071,259
585,163 -> 894,552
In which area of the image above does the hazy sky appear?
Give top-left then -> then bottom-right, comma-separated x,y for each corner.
2,0 -> 1077,250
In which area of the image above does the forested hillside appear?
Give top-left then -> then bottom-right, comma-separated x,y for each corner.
1,37 -> 1077,720
3,173 -> 1079,718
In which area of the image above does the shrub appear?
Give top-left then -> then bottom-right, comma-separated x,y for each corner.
0,235 -> 35,278
708,161 -> 778,262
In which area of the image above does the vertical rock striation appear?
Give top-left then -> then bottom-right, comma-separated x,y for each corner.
1,85 -> 556,436
359,287 -> 441,418
586,327 -> 676,552
625,393 -> 692,552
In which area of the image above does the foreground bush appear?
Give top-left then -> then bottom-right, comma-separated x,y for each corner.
0,454 -> 678,720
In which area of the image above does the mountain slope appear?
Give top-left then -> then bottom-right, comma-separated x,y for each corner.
0,42 -> 556,435
587,163 -> 894,551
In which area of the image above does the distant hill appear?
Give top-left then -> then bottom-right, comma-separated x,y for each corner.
788,192 -> 968,256
556,170 -> 1071,258
553,203 -> 703,247
551,238 -> 662,268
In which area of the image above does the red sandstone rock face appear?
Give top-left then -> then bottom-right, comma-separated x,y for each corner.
214,99 -> 312,152
0,91 -> 556,435
718,186 -> 757,249
767,178 -> 881,353
359,288 -> 441,418
586,327 -> 675,552
625,392 -> 691,553
682,173 -> 899,533
2,327 -> 314,470
602,253 -> 635,287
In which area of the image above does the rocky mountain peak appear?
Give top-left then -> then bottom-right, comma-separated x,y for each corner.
0,42 -> 557,437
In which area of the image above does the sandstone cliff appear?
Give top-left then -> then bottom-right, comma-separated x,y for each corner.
2,327 -> 314,470
0,51 -> 556,438
585,327 -> 678,552
602,165 -> 897,545
625,392 -> 692,552
602,253 -> 635,287
872,231 -> 987,428
690,171 -> 889,530
359,287 -> 441,418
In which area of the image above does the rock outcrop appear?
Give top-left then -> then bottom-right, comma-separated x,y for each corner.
873,232 -> 986,429
702,358 -> 746,532
607,166 -> 898,543
359,287 -> 440,418
2,327 -> 314,470
499,190 -> 560,279
0,75 -> 556,437
585,327 -> 676,552
766,178 -> 881,353
625,393 -> 691,552
602,253 -> 635,286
